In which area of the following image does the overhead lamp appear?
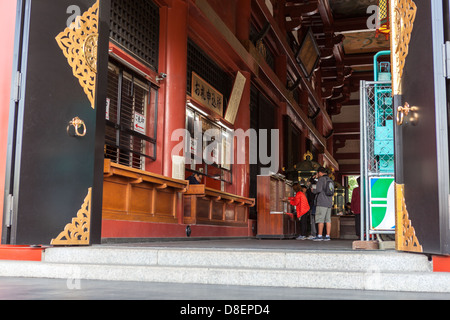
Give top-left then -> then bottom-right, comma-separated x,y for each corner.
187,101 -> 208,117
217,121 -> 233,132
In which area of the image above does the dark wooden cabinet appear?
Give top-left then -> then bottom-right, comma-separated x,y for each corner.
256,175 -> 298,239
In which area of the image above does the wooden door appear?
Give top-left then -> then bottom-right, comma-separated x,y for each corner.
392,0 -> 450,255
2,0 -> 110,245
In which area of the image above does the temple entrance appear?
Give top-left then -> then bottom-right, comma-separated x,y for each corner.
2,0 -> 450,256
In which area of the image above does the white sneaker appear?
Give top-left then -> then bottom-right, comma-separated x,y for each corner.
296,235 -> 306,240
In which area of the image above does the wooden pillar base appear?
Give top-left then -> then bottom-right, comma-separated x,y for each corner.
433,256 -> 450,273
352,240 -> 379,250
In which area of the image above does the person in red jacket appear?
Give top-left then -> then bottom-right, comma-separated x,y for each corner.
284,183 -> 310,239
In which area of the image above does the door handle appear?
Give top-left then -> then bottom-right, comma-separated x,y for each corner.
397,102 -> 418,126
397,102 -> 411,125
67,117 -> 87,137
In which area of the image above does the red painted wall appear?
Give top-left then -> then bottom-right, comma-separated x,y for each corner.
0,0 -> 17,239
102,219 -> 252,239
207,0 -> 238,34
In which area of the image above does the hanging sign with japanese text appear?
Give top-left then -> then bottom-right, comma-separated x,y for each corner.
134,111 -> 146,135
225,71 -> 246,124
191,72 -> 224,116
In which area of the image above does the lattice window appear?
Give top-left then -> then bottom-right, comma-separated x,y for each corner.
105,61 -> 157,170
187,39 -> 232,105
110,0 -> 160,71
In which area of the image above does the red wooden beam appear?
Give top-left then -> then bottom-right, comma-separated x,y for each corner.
433,256 -> 450,273
0,246 -> 45,262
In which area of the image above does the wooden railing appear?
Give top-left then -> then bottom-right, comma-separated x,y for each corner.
184,184 -> 255,227
103,159 -> 188,224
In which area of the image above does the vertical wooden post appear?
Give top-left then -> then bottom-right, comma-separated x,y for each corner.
161,0 -> 189,179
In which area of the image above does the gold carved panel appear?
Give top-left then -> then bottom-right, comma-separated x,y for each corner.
51,188 -> 92,246
390,0 -> 417,95
55,0 -> 99,109
395,184 -> 423,253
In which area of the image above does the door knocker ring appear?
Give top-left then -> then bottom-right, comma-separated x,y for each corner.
67,117 -> 87,137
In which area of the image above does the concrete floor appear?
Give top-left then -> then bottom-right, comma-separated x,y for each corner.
1,277 -> 450,300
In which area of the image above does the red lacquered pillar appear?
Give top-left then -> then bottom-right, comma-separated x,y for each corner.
161,0 -> 188,178
229,0 -> 251,198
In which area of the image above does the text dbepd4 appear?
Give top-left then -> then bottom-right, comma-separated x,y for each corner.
180,304 -> 270,317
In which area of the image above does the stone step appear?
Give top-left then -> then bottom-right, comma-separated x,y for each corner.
0,259 -> 449,293
1,246 -> 447,293
43,246 -> 433,273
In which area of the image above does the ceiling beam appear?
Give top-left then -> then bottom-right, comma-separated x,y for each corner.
285,1 -> 319,17
334,17 -> 370,33
334,122 -> 360,134
343,53 -> 375,67
338,164 -> 361,174
335,152 -> 360,160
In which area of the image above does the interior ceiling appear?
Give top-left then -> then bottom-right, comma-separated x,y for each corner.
330,0 -> 390,61
330,0 -> 377,19
331,0 -> 390,175
284,0 -> 391,175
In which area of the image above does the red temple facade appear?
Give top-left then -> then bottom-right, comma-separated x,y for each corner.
2,0 -> 450,261
0,0 -> 386,243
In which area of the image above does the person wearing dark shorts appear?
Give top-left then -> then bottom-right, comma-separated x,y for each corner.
311,167 -> 333,241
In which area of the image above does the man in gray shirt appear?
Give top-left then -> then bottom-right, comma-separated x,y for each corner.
311,167 -> 333,241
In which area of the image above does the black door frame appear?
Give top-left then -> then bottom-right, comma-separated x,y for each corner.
2,0 -> 110,245
393,0 -> 450,255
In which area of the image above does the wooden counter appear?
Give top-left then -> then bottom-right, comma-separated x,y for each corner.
103,159 -> 188,224
183,184 -> 255,227
330,215 -> 358,239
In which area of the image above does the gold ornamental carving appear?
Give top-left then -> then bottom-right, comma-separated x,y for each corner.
395,184 -> 423,253
303,151 -> 314,161
390,0 -> 417,95
55,0 -> 99,109
51,188 -> 92,246
84,33 -> 99,72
